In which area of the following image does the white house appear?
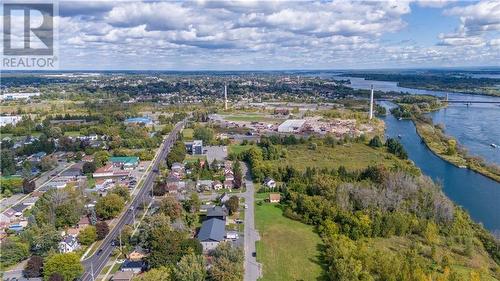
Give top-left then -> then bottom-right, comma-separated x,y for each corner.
58,235 -> 80,253
263,177 -> 276,188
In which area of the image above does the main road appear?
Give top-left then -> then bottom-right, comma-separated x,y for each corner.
79,119 -> 186,281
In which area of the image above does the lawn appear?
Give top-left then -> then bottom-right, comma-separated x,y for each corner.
64,131 -> 81,137
184,154 -> 207,163
255,203 -> 324,281
268,143 -> 413,171
182,128 -> 194,140
229,144 -> 253,155
221,113 -> 284,123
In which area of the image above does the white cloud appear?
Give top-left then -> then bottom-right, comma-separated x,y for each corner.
50,0 -> 499,69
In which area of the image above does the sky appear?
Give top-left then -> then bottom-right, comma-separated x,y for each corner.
3,0 -> 500,70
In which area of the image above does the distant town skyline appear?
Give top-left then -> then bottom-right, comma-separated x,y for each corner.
5,0 -> 499,70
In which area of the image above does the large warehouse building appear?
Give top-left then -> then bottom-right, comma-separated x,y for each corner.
277,119 -> 306,133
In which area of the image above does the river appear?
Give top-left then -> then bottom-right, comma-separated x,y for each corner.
343,77 -> 500,165
337,76 -> 500,233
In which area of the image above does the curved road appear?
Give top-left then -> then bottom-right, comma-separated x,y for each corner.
80,120 -> 186,281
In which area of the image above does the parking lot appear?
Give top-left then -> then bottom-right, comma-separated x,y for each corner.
204,146 -> 227,162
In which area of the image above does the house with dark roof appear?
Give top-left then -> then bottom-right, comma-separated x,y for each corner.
58,235 -> 80,253
120,260 -> 145,274
197,218 -> 226,252
206,206 -> 227,221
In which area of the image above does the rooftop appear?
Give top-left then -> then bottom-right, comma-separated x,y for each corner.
197,218 -> 225,242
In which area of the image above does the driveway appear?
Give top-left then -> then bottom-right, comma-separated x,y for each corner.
241,163 -> 262,281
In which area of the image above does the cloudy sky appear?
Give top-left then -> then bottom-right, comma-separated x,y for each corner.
7,0 -> 500,70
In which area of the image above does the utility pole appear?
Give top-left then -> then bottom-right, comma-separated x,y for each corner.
224,83 -> 228,110
369,84 -> 374,120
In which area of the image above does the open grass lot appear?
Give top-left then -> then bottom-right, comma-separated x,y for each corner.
64,131 -> 81,137
182,128 -> 194,140
184,154 -> 207,163
255,203 -> 324,281
221,113 -> 284,123
229,144 -> 253,155
268,143 -> 412,171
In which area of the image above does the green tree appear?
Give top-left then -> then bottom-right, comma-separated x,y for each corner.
224,196 -> 240,215
172,252 -> 206,281
193,127 -> 214,143
159,196 -> 183,220
78,226 -> 97,245
111,185 -> 130,201
96,193 -> 125,219
133,266 -> 171,281
82,161 -> 97,174
0,237 -> 29,268
1,149 -> 16,176
93,151 -> 110,168
44,253 -> 83,281
209,242 -> 244,281
368,135 -> 383,148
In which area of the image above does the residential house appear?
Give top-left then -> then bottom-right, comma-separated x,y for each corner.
196,179 -> 213,191
263,177 -> 277,188
269,193 -> 281,203
223,180 -> 234,190
213,180 -> 223,190
219,192 -> 231,204
128,247 -> 146,261
120,260 -> 145,274
206,206 -> 227,221
197,218 -> 225,252
77,216 -> 91,229
58,235 -> 80,253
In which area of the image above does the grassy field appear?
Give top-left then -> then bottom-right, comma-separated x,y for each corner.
221,113 -> 284,123
182,128 -> 194,140
64,131 -> 81,137
184,154 -> 207,163
267,143 -> 413,171
255,203 -> 324,281
229,144 -> 253,155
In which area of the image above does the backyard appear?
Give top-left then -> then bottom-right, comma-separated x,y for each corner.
255,202 -> 324,281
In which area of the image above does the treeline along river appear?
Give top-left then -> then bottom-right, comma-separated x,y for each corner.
336,76 -> 500,234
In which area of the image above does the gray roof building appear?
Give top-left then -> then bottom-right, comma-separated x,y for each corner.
198,218 -> 225,242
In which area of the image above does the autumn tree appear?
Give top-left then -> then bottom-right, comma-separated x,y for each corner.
95,221 -> 110,240
78,226 -> 97,246
159,196 -> 183,220
24,255 -> 44,278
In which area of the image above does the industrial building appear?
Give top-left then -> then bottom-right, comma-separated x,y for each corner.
277,119 -> 306,133
0,115 -> 22,127
0,92 -> 40,101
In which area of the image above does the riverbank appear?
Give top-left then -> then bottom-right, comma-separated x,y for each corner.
413,117 -> 500,183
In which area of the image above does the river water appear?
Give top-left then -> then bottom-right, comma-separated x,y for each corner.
335,76 -> 500,233
344,77 -> 500,165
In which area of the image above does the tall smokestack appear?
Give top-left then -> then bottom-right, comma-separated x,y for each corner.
369,85 -> 374,120
224,83 -> 228,110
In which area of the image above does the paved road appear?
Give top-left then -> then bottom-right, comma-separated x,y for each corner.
241,163 -> 262,281
1,161 -> 73,213
80,120 -> 186,281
